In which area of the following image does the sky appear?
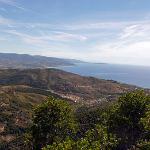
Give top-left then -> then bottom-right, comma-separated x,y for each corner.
0,0 -> 150,66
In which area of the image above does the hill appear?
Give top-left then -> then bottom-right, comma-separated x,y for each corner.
0,53 -> 81,69
0,68 -> 139,104
0,86 -> 47,149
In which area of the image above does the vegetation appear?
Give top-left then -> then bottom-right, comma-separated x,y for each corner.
108,91 -> 150,149
26,97 -> 77,150
0,87 -> 47,150
25,90 -> 150,150
43,125 -> 118,150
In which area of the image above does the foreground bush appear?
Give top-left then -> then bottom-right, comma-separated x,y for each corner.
43,125 -> 118,150
26,91 -> 150,150
26,97 -> 77,149
108,91 -> 150,149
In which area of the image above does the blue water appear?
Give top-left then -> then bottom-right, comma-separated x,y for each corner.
58,63 -> 150,89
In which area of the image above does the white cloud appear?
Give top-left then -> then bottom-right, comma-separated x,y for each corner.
95,41 -> 150,66
120,25 -> 140,39
64,21 -> 128,31
119,22 -> 150,40
1,15 -> 150,66
5,30 -> 88,45
88,21 -> 150,66
51,31 -> 87,41
0,19 -> 134,31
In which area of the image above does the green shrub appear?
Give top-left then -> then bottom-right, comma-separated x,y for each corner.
26,96 -> 77,149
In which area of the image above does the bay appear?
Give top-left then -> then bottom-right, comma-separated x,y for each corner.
58,63 -> 150,89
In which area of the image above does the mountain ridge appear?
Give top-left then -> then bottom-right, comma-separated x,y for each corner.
0,53 -> 82,69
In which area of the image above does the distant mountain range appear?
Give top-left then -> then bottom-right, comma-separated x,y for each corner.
0,53 -> 81,69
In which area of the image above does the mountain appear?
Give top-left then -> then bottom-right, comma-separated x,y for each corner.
0,53 -> 81,69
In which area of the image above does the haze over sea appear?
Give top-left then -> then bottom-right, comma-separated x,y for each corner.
58,63 -> 150,89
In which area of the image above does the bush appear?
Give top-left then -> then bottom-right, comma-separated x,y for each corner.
43,125 -> 118,150
26,96 -> 77,149
26,91 -> 150,150
108,91 -> 150,149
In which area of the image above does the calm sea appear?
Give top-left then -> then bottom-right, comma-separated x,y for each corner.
58,63 -> 150,89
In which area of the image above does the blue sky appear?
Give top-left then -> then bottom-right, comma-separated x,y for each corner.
0,0 -> 150,65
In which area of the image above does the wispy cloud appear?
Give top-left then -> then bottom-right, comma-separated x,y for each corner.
0,7 -> 7,12
0,0 -> 26,10
119,22 -> 150,40
51,31 -> 87,41
0,0 -> 40,15
17,21 -> 129,31
1,11 -> 150,65
87,20 -> 150,65
0,15 -> 13,25
5,30 -> 87,45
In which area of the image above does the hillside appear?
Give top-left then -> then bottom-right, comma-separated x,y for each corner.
0,53 -> 81,69
0,84 -> 76,149
0,86 -> 47,149
0,68 -> 139,105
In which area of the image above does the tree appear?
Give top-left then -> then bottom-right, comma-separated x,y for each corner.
108,91 -> 150,149
43,125 -> 118,150
27,97 -> 77,150
26,91 -> 150,150
137,107 -> 150,149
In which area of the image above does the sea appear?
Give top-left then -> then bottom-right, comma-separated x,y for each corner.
57,63 -> 150,89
